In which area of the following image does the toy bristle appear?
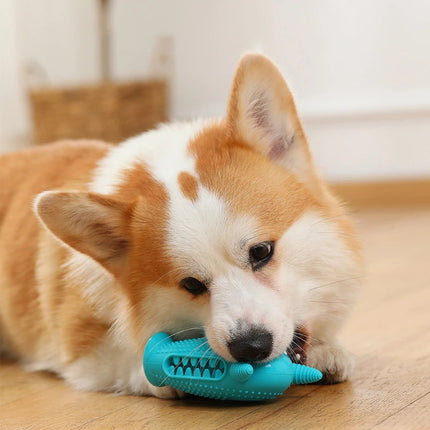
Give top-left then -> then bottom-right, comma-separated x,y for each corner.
167,355 -> 226,380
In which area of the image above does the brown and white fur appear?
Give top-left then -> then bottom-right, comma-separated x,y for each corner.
0,54 -> 362,398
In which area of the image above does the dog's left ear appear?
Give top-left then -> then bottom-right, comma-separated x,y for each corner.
227,53 -> 316,185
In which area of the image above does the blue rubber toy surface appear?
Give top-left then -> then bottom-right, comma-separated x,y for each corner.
143,332 -> 322,401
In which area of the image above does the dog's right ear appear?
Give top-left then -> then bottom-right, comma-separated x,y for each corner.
34,191 -> 131,275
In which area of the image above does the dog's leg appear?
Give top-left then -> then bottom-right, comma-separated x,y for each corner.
307,337 -> 354,384
61,345 -> 184,398
306,315 -> 355,384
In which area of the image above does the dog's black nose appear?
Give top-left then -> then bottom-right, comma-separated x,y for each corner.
228,326 -> 273,362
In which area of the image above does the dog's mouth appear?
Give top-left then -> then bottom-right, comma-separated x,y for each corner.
171,325 -> 310,364
286,326 -> 309,365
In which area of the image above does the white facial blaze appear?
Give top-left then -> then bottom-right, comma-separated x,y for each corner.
206,268 -> 295,361
167,187 -> 254,276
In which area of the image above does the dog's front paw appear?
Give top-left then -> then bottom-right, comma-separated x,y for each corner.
147,384 -> 186,399
307,341 -> 354,384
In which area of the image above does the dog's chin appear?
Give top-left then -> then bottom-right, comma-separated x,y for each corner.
286,326 -> 309,365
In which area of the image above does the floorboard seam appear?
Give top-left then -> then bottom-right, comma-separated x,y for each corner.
371,390 -> 430,428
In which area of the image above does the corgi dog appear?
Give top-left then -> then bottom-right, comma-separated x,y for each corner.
0,54 -> 362,398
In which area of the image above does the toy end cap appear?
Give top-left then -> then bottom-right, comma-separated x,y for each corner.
292,364 -> 323,385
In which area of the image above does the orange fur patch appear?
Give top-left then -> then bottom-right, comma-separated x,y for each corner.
190,123 -> 317,240
177,171 -> 199,202
113,164 -> 175,289
112,165 -> 182,343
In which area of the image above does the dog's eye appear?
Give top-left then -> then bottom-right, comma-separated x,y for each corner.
180,277 -> 208,296
249,241 -> 274,270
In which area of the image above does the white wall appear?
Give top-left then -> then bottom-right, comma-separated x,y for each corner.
0,0 -> 29,152
1,0 -> 429,181
15,0 -> 99,85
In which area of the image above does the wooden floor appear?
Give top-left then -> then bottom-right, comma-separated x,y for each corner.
1,205 -> 429,429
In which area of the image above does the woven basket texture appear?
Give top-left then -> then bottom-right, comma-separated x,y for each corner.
29,80 -> 167,144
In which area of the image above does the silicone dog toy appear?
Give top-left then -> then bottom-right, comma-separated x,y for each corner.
143,332 -> 322,401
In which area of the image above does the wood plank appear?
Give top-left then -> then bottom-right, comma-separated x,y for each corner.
373,392 -> 430,429
0,361 -> 57,407
73,386 -> 320,430
0,380 -> 142,430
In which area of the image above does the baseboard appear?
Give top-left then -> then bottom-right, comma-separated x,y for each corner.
330,179 -> 430,207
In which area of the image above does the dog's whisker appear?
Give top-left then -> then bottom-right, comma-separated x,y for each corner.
286,344 -> 305,363
309,299 -> 350,305
213,357 -> 221,371
294,332 -> 319,343
168,327 -> 204,340
186,343 -> 212,391
307,213 -> 347,229
188,342 -> 213,386
195,343 -> 212,370
293,332 -> 311,342
160,340 -> 209,387
145,267 -> 185,290
308,275 -> 365,292
146,327 -> 203,354
290,339 -> 307,354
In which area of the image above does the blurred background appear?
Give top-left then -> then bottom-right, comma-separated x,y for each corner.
1,0 -> 429,184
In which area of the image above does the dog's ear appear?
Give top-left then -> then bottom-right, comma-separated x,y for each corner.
34,191 -> 131,274
227,53 -> 316,185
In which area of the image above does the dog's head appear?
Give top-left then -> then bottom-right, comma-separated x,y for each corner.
35,54 -> 361,363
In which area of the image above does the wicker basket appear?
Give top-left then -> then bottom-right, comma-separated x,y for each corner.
29,79 -> 168,144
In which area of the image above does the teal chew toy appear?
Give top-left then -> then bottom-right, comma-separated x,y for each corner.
143,332 -> 322,401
